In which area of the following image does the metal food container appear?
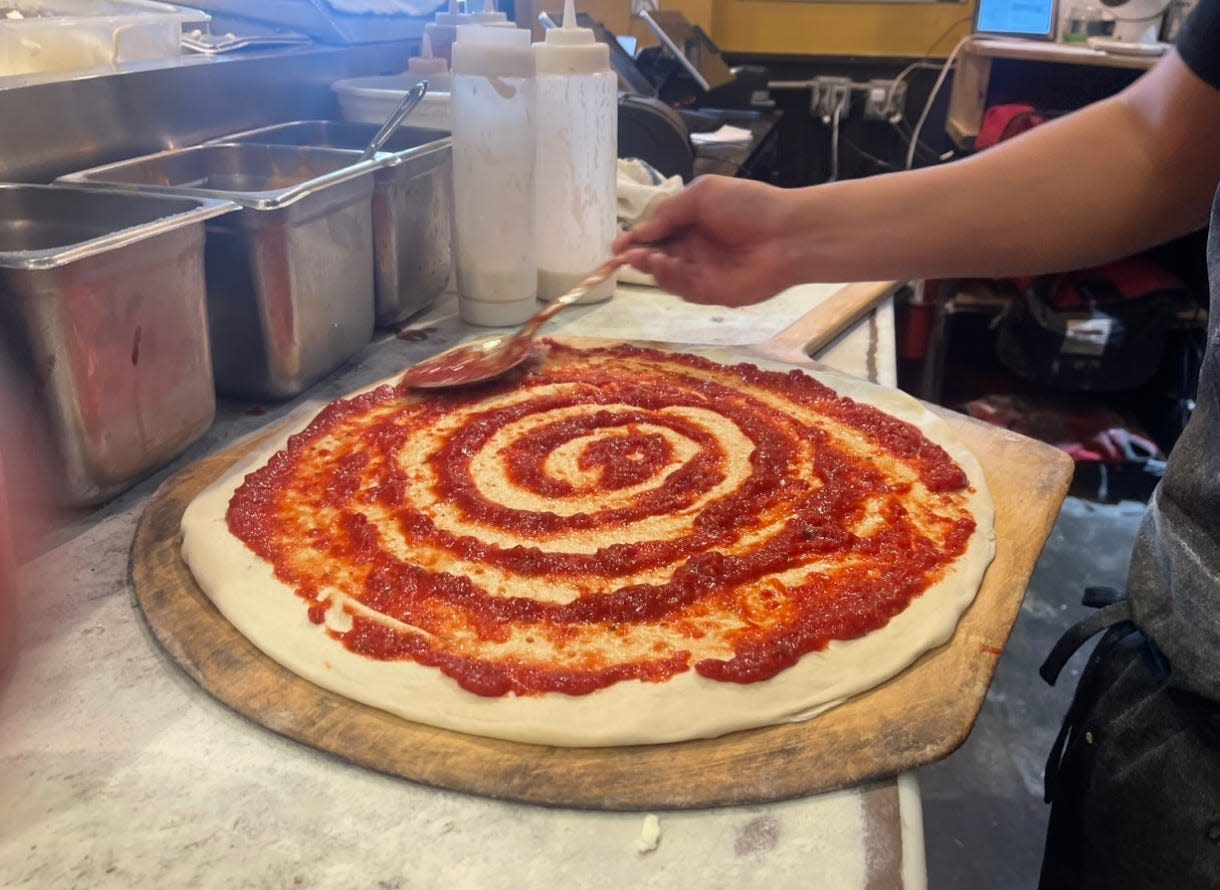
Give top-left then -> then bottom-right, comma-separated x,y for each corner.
171,0 -> 425,45
0,184 -> 235,506
0,0 -> 209,84
214,120 -> 453,327
59,143 -> 380,400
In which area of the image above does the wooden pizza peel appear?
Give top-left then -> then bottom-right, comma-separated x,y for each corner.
129,282 -> 1073,810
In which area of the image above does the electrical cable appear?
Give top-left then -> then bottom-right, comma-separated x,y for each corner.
892,119 -> 954,163
905,34 -> 976,170
918,14 -> 977,55
885,16 -> 975,111
841,135 -> 900,171
829,98 -> 843,181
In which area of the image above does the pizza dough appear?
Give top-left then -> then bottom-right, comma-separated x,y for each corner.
181,341 -> 995,746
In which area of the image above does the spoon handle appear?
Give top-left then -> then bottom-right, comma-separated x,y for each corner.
359,80 -> 429,162
514,257 -> 623,340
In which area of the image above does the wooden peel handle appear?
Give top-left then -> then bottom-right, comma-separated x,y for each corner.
765,281 -> 898,361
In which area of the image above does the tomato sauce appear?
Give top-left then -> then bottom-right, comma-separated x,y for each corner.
227,342 -> 976,697
399,339 -> 532,388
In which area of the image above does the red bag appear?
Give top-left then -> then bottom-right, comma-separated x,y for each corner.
975,103 -> 1048,150
962,394 -> 1163,466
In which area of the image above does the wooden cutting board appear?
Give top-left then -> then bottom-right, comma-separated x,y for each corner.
129,286 -> 1073,810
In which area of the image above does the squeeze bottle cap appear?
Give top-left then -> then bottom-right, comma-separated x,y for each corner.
435,0 -> 508,26
407,32 -> 450,76
452,23 -> 533,77
455,23 -> 531,45
533,0 -> 609,74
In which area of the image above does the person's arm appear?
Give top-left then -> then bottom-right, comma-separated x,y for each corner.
615,52 -> 1220,305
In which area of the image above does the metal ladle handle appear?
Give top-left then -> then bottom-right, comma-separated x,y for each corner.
359,80 -> 429,162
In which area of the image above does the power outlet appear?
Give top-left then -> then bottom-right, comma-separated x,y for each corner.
863,79 -> 908,122
811,76 -> 852,121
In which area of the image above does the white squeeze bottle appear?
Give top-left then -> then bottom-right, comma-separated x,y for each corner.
450,23 -> 538,325
425,0 -> 509,65
533,0 -> 617,304
405,32 -> 449,81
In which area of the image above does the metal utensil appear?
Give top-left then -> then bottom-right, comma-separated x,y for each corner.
401,257 -> 622,389
359,80 -> 429,162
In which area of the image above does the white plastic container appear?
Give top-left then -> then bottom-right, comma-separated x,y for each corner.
0,0 -> 207,81
450,23 -> 536,326
533,0 -> 616,304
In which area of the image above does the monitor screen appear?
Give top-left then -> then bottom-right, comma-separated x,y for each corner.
640,10 -> 734,93
975,0 -> 1058,39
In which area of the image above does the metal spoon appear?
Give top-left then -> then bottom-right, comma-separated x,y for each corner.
401,257 -> 622,389
358,80 -> 429,162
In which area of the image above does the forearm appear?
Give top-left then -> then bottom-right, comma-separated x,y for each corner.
780,53 -> 1220,283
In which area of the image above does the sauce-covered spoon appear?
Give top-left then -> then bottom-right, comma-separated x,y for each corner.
401,257 -> 622,389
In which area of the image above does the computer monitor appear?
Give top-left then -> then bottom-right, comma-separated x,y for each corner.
537,12 -> 658,97
974,0 -> 1058,40
639,10 -> 735,93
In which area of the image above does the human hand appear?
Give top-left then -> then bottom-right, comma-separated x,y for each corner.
612,176 -> 799,307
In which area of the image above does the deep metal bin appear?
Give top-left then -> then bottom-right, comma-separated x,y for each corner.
59,143 -> 381,399
0,184 -> 235,505
214,121 -> 452,327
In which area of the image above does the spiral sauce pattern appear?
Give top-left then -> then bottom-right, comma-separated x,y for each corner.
227,343 -> 976,698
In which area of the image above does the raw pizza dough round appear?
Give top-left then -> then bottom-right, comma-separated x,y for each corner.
181,341 -> 996,746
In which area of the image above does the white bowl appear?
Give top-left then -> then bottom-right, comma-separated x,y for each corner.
333,74 -> 453,132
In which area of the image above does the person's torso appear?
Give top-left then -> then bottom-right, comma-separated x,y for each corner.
1127,188 -> 1220,702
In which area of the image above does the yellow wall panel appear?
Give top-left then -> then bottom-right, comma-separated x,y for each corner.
524,0 -> 634,39
624,0 -> 718,42
522,0 -> 974,60
714,1 -> 975,57
525,0 -> 718,54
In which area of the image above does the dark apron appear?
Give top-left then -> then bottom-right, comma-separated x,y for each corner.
1038,592 -> 1220,888
1036,183 -> 1220,888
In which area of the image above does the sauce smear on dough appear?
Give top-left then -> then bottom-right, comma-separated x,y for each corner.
227,343 -> 976,697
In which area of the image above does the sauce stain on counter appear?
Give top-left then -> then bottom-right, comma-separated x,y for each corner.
734,814 -> 781,856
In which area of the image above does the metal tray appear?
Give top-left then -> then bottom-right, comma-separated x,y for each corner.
179,0 -> 427,45
214,120 -> 452,326
59,143 -> 383,399
0,184 -> 235,505
0,0 -> 209,84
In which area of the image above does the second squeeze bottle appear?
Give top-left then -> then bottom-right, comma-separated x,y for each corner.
451,23 -> 538,325
533,0 -> 618,304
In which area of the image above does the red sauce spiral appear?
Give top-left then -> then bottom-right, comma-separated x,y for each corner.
228,343 -> 975,697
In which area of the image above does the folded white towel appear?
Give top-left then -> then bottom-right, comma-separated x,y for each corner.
616,158 -> 683,287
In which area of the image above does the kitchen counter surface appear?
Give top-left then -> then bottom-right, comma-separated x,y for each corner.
0,282 -> 925,889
